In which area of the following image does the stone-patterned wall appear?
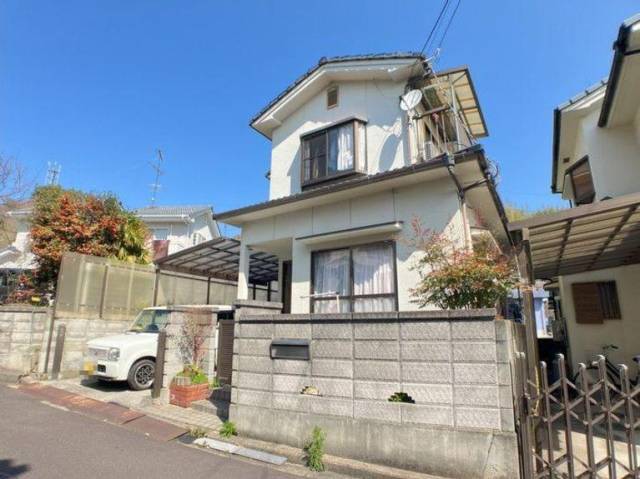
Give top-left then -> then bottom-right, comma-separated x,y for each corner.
0,306 -> 50,374
233,310 -> 514,432
230,306 -> 519,478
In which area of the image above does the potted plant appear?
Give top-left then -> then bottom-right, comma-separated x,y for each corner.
170,364 -> 211,407
169,310 -> 212,408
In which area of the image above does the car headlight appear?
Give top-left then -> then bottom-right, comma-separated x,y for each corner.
107,348 -> 120,361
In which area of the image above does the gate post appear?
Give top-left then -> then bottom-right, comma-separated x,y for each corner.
151,330 -> 166,399
50,324 -> 66,380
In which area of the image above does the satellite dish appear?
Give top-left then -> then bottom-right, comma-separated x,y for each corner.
400,89 -> 423,111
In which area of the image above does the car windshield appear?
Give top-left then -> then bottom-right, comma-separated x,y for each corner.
129,310 -> 170,333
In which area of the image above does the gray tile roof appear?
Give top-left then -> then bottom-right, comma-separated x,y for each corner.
250,52 -> 425,126
134,205 -> 212,217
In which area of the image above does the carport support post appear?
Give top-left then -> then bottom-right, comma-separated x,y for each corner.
152,268 -> 160,306
206,277 -> 211,305
237,243 -> 250,300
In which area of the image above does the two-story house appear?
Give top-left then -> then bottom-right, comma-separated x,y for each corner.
509,14 -> 640,373
134,205 -> 220,259
215,53 -> 510,314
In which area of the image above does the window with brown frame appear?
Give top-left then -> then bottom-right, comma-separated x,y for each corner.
311,241 -> 397,313
572,281 -> 621,324
327,86 -> 338,109
567,156 -> 595,205
301,119 -> 366,187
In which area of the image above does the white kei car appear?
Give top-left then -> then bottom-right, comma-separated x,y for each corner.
84,307 -> 170,390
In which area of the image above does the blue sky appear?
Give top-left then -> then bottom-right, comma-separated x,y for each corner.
1,1 -> 638,221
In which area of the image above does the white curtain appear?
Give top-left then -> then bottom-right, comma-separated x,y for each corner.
353,243 -> 394,312
336,124 -> 354,171
313,250 -> 349,313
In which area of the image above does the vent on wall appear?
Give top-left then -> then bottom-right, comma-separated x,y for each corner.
270,339 -> 310,360
327,86 -> 338,109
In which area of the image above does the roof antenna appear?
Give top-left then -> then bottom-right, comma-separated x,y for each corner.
45,161 -> 61,185
149,149 -> 164,207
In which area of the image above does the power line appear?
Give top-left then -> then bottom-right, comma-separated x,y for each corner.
435,0 -> 462,54
418,0 -> 451,56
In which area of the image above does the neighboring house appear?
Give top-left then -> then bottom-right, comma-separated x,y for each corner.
134,205 -> 220,259
509,14 -> 640,372
215,52 -> 510,313
0,207 -> 37,299
0,204 -> 220,277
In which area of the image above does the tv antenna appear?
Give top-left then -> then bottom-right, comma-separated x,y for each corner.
149,149 -> 164,206
45,161 -> 61,185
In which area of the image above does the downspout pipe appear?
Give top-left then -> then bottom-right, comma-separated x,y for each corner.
445,155 -> 472,250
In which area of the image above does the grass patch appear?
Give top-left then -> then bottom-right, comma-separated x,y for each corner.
304,426 -> 326,472
219,421 -> 237,438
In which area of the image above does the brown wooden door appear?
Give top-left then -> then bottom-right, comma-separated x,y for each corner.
216,319 -> 235,385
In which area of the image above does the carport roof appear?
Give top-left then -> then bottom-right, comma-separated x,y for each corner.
508,192 -> 640,279
154,237 -> 278,285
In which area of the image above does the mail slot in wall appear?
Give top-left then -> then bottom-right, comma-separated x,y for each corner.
270,339 -> 310,360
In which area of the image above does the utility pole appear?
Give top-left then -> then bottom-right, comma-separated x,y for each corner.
45,161 -> 61,186
150,149 -> 164,206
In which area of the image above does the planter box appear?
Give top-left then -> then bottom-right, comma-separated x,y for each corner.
170,382 -> 211,408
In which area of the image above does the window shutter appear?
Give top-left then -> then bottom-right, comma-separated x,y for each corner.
572,282 -> 603,324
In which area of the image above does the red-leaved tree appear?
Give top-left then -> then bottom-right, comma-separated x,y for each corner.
30,186 -> 149,287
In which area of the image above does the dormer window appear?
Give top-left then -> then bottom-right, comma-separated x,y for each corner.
301,119 -> 366,187
327,86 -> 338,109
567,156 -> 595,205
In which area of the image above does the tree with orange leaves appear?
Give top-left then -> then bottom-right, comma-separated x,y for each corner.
30,186 -> 149,287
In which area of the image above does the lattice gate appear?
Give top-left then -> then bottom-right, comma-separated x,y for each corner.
515,353 -> 640,478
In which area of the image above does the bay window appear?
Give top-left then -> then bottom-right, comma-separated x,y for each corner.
311,241 -> 397,313
301,119 -> 366,187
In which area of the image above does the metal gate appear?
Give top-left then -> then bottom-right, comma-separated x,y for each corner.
515,353 -> 640,478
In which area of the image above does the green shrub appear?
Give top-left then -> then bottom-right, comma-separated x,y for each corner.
177,364 -> 208,384
210,377 -> 221,388
191,370 -> 208,385
219,421 -> 237,438
304,426 -> 326,472
388,392 -> 415,404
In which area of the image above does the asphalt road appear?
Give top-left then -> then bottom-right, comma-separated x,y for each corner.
0,385 -> 295,479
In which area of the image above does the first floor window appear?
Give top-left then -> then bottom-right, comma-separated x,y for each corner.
572,281 -> 621,324
311,241 -> 396,313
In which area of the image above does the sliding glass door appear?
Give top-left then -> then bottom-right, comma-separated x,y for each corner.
311,241 -> 397,313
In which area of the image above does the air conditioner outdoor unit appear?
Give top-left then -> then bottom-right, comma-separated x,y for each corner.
422,141 -> 437,161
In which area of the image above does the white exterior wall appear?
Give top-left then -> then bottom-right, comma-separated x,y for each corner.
565,108 -> 640,200
269,80 -> 412,200
558,263 -> 640,374
241,180 -> 466,313
146,213 -> 215,255
12,218 -> 31,253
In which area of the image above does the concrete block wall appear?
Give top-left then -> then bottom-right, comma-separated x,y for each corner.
230,303 -> 519,479
154,307 -> 218,405
0,306 -> 50,374
39,316 -> 132,377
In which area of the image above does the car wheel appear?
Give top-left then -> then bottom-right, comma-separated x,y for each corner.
127,359 -> 155,390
